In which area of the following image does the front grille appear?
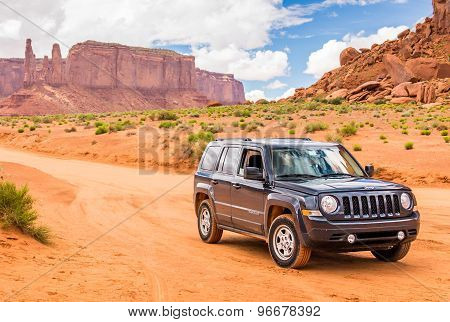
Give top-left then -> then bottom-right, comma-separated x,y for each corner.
331,192 -> 404,221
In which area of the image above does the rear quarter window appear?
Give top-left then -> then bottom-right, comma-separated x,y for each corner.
200,146 -> 221,171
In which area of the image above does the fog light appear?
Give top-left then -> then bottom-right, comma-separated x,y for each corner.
397,231 -> 405,240
347,234 -> 356,244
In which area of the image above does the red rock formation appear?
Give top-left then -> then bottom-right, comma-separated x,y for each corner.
0,40 -> 245,114
0,59 -> 24,97
289,0 -> 449,105
23,39 -> 35,87
340,47 -> 360,66
195,68 -> 245,105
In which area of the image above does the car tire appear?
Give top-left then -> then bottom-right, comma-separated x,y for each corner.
268,215 -> 311,269
197,199 -> 223,244
371,242 -> 411,262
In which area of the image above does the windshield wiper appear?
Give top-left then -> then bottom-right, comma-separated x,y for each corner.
320,173 -> 358,178
276,174 -> 320,180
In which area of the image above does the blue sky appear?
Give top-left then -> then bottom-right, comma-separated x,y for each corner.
0,0 -> 434,100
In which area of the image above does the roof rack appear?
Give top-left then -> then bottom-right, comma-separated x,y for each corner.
272,137 -> 311,141
214,138 -> 252,141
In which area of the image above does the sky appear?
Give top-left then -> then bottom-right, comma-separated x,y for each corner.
0,0 -> 433,101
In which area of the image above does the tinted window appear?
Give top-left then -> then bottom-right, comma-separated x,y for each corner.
222,147 -> 241,174
238,149 -> 263,176
200,146 -> 221,171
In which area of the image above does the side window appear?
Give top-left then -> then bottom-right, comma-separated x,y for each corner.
238,149 -> 263,176
222,147 -> 241,175
200,146 -> 221,171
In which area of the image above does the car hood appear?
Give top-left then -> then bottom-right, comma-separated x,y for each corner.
275,177 -> 409,195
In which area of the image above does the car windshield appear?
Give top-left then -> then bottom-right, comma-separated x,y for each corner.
272,146 -> 365,180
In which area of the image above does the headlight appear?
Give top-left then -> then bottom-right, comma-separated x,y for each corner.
321,195 -> 339,214
401,193 -> 412,210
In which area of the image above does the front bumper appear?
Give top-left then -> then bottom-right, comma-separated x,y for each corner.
300,211 -> 420,252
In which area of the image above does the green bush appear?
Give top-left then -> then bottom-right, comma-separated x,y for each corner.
421,129 -> 431,136
159,121 -> 177,129
95,126 -> 109,135
0,181 -> 50,244
353,144 -> 362,151
404,142 -> 414,150
29,126 -> 36,131
325,133 -> 343,143
401,129 -> 408,135
288,129 -> 295,135
441,130 -> 448,136
304,122 -> 328,133
338,122 -> 358,137
444,136 -> 449,143
157,111 -> 178,121
379,134 -> 387,140
328,97 -> 344,105
18,128 -> 24,133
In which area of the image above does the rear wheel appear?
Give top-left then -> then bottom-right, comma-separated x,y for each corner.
268,215 -> 311,269
371,242 -> 411,262
197,199 -> 223,244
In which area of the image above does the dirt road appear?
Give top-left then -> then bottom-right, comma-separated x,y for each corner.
0,147 -> 449,301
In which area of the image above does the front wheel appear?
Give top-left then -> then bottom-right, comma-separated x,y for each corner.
371,242 -> 411,262
268,215 -> 311,269
197,199 -> 223,244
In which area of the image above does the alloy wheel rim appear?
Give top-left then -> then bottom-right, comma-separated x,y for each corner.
200,207 -> 211,236
273,224 -> 295,260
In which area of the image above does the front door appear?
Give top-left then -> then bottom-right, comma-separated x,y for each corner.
231,148 -> 266,234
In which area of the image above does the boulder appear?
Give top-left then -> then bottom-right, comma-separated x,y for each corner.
417,83 -> 437,104
382,54 -> 416,85
350,81 -> 381,95
392,82 -> 411,97
326,88 -> 349,99
405,58 -> 438,80
340,47 -> 360,66
436,63 -> 450,79
397,29 -> 410,39
391,97 -> 415,104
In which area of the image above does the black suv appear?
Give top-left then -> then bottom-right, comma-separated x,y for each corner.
193,138 -> 419,268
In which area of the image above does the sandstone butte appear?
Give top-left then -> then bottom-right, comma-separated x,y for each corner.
0,40 -> 245,115
289,0 -> 450,105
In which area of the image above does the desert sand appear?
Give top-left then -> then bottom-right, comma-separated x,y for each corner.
0,147 -> 449,302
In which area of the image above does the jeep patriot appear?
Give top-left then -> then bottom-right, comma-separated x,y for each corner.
193,138 -> 420,268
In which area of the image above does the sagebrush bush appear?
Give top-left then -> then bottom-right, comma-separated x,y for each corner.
404,142 -> 414,150
338,122 -> 358,137
353,144 -> 362,151
304,122 -> 328,133
0,181 -> 50,244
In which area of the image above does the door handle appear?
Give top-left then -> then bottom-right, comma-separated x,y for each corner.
232,183 -> 241,189
211,180 -> 219,185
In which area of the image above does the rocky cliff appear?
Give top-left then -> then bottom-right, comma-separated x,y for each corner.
291,0 -> 450,105
195,68 -> 245,105
0,40 -> 245,115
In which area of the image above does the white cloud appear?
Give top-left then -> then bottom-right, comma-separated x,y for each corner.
0,19 -> 22,40
304,25 -> 408,78
275,87 -> 296,100
245,90 -> 267,102
266,80 -> 288,89
193,46 -> 289,81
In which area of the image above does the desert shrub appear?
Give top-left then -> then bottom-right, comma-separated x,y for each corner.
444,136 -> 450,143
157,111 -> 178,121
404,142 -> 414,150
288,129 -> 295,135
287,122 -> 296,129
95,125 -> 109,135
353,144 -> 362,151
441,130 -> 448,136
201,123 -> 223,133
231,121 -> 239,127
328,97 -> 344,105
305,121 -> 328,133
94,121 -> 105,127
0,181 -> 50,244
402,129 -> 409,135
29,126 -> 36,131
374,99 -> 387,105
182,131 -> 215,161
379,134 -> 387,140
421,129 -> 431,136
159,121 -> 177,129
246,121 -> 263,132
17,128 -> 24,133
338,122 -> 358,137
325,133 -> 343,143
239,122 -> 247,130
64,127 -> 77,133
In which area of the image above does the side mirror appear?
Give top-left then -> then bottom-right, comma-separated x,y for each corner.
365,164 -> 375,177
244,167 -> 264,181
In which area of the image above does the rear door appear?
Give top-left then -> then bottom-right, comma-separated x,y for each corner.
231,147 -> 266,234
211,146 -> 241,226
